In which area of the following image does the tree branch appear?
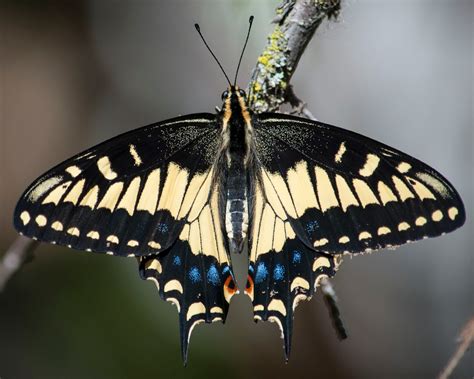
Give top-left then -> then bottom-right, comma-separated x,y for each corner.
0,236 -> 38,291
437,317 -> 474,379
248,0 -> 340,112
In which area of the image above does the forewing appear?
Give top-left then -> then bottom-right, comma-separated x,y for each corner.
14,114 -> 220,257
253,113 -> 465,255
138,182 -> 238,363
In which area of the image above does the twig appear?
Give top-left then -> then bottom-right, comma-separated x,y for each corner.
248,0 -> 341,112
0,236 -> 38,291
437,316 -> 474,379
320,277 -> 347,340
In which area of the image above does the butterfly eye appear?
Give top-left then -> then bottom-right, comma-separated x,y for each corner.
221,90 -> 229,101
238,89 -> 246,98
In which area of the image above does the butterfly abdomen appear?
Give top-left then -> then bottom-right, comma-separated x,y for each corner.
225,161 -> 248,254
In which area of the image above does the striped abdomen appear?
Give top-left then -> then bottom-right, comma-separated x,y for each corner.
225,163 -> 248,254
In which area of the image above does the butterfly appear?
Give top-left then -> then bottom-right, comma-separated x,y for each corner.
13,16 -> 465,363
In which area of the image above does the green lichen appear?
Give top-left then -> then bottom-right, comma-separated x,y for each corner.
249,26 -> 289,113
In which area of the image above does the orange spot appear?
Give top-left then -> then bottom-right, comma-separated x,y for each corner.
245,274 -> 254,296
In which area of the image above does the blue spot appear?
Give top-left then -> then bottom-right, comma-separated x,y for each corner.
207,265 -> 220,286
157,223 -> 169,233
222,266 -> 230,275
273,264 -> 285,281
292,250 -> 301,264
173,255 -> 181,266
188,267 -> 201,283
306,221 -> 319,234
248,265 -> 254,273
255,262 -> 268,284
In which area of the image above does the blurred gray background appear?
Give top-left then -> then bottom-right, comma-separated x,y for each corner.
1,1 -> 472,378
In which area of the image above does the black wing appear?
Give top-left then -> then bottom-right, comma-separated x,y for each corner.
246,112 -> 465,357
14,113 -> 238,362
14,113 -> 220,257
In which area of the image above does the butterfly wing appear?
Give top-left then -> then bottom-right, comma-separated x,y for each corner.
247,112 -> 465,357
14,113 -> 220,257
138,182 -> 237,363
15,113 -> 238,361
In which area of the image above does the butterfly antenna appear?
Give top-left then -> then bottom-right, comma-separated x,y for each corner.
234,15 -> 254,86
195,23 -> 232,87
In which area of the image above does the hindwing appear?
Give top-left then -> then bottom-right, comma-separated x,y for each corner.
14,114 -> 221,257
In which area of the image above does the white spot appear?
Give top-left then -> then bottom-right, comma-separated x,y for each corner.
67,227 -> 80,236
397,162 -> 412,174
359,154 -> 380,177
432,210 -> 443,222
20,211 -> 31,225
334,142 -> 346,163
448,207 -> 458,220
127,240 -> 139,247
65,165 -> 82,178
415,216 -> 427,226
358,231 -> 371,240
51,221 -> 63,231
35,215 -> 47,227
398,222 -> 410,231
416,172 -> 450,198
97,156 -> 118,180
129,144 -> 142,166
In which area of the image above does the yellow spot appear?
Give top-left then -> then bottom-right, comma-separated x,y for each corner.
313,257 -> 331,272
398,222 -> 410,231
314,238 -> 329,247
186,302 -> 206,321
127,240 -> 139,247
157,163 -> 189,218
51,221 -> 63,231
67,227 -> 80,236
97,156 -> 118,180
377,226 -> 391,236
106,235 -> 119,244
87,231 -> 100,239
334,142 -> 346,163
392,176 -> 415,201
359,154 -> 380,177
338,236 -> 350,244
268,299 -> 287,316
136,169 -> 161,214
448,207 -> 458,220
397,162 -> 411,173
145,259 -> 162,273
407,177 -> 436,200
129,144 -> 142,166
27,176 -> 63,202
290,277 -> 310,292
415,217 -> 427,226
253,304 -> 264,312
79,185 -> 99,209
97,182 -> 124,211
164,279 -> 183,294
65,165 -> 82,177
20,211 -> 31,225
359,231 -> 371,240
287,161 -> 319,215
148,241 -> 161,249
210,306 -> 224,314
432,210 -> 443,222
35,215 -> 47,227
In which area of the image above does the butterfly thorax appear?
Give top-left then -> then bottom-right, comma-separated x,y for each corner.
219,86 -> 252,254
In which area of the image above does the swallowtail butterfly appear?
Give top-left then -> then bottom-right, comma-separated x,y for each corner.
13,17 -> 465,362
